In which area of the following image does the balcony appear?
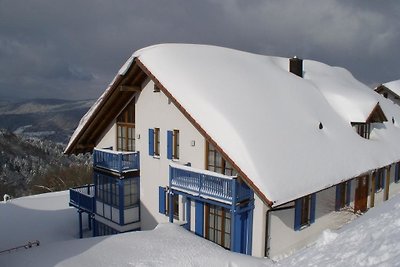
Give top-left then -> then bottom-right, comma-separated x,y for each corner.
169,163 -> 252,204
69,184 -> 95,213
93,148 -> 140,173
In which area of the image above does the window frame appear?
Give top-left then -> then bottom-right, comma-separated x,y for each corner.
154,127 -> 160,156
116,99 -> 135,151
294,193 -> 316,231
352,122 -> 371,139
173,129 -> 180,160
205,141 -> 237,176
205,204 -> 231,250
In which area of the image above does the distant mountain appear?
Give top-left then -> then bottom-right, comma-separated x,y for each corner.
0,98 -> 95,144
0,129 -> 92,198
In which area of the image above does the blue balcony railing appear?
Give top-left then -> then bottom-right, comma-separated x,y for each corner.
69,185 -> 95,213
93,148 -> 140,173
169,164 -> 252,203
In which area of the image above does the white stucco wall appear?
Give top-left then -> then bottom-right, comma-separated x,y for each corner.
135,79 -> 206,230
251,194 -> 267,257
268,186 -> 354,259
96,122 -> 117,150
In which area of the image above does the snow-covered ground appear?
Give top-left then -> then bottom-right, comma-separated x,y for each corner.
1,191 -> 400,266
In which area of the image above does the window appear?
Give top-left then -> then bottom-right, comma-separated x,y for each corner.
154,128 -> 160,156
167,130 -> 180,160
117,99 -> 135,151
294,194 -> 316,230
96,173 -> 119,207
149,128 -> 160,156
335,181 -> 351,211
173,194 -> 179,219
123,178 -> 139,208
383,92 -> 388,98
206,142 -> 237,176
396,162 -> 400,183
205,204 -> 231,249
352,123 -> 370,139
375,168 -> 385,192
173,130 -> 179,159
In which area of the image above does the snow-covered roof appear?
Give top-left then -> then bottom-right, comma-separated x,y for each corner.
66,44 -> 400,206
382,79 -> 400,97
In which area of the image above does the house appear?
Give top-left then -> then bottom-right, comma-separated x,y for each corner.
375,80 -> 400,106
66,44 -> 400,258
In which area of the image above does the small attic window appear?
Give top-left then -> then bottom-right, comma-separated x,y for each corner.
153,84 -> 160,93
392,117 -> 395,124
352,122 -> 370,139
319,122 -> 323,130
383,92 -> 388,98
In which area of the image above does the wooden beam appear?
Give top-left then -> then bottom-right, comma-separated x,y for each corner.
119,85 -> 141,92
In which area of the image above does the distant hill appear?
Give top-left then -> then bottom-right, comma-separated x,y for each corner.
0,98 -> 95,144
0,129 -> 92,198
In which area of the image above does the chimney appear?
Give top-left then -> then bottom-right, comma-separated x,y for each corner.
289,56 -> 303,78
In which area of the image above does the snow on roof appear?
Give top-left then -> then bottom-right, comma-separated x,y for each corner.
383,79 -> 400,97
67,44 -> 400,206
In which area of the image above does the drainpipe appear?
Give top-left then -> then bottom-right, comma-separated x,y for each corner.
265,205 -> 295,257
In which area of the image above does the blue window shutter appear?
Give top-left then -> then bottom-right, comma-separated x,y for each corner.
310,193 -> 316,224
396,163 -> 400,182
167,130 -> 173,159
158,186 -> 166,214
195,201 -> 204,236
345,181 -> 351,206
148,129 -> 154,156
335,185 -> 341,211
382,168 -> 386,188
294,198 -> 302,231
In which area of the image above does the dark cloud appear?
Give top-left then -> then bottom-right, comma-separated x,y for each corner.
0,0 -> 399,100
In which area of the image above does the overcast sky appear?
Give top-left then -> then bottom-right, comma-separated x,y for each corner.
0,0 -> 399,100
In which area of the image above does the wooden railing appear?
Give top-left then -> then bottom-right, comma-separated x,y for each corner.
69,184 -> 95,213
169,164 -> 252,203
93,148 -> 140,173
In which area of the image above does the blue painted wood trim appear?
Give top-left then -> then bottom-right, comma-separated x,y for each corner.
383,168 -> 386,188
310,193 -> 316,224
195,200 -> 204,236
346,181 -> 351,206
167,130 -> 173,159
186,197 -> 191,231
169,192 -> 174,223
78,210 -> 83,239
232,212 -> 241,253
159,186 -> 166,214
246,198 -> 254,255
171,189 -> 232,209
119,179 -> 124,225
148,128 -> 154,156
92,217 -> 97,237
294,198 -> 302,231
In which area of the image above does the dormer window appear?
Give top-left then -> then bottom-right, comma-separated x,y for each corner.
352,123 -> 370,139
351,103 -> 387,139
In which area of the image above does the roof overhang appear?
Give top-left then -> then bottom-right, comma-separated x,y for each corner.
65,61 -> 147,154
